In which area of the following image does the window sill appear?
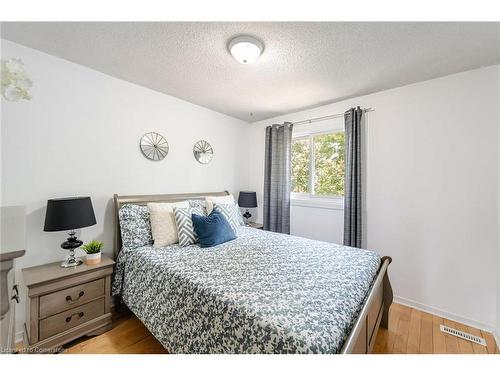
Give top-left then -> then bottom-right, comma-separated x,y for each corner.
291,197 -> 344,211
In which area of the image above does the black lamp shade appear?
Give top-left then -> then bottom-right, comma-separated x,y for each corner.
238,191 -> 257,208
44,197 -> 96,232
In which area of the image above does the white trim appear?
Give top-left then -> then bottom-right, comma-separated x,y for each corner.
291,192 -> 344,200
293,128 -> 344,139
291,197 -> 344,210
394,295 -> 496,333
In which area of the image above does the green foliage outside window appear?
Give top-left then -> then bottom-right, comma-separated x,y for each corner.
291,138 -> 310,193
291,132 -> 345,196
314,132 -> 345,196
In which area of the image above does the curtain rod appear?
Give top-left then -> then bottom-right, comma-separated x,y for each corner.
292,107 -> 374,126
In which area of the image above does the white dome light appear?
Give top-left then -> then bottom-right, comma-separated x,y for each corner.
228,36 -> 264,64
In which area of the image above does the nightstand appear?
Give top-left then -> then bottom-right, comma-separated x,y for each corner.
247,222 -> 264,230
22,255 -> 114,351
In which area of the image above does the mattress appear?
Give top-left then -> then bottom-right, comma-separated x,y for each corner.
112,226 -> 381,353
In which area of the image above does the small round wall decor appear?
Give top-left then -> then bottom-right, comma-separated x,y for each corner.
193,140 -> 214,164
140,132 -> 169,161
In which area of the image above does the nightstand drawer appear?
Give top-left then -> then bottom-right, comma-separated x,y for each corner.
39,278 -> 105,318
39,298 -> 104,340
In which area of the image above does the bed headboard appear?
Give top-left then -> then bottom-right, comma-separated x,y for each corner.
113,191 -> 230,257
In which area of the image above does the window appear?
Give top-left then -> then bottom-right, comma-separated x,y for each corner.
291,131 -> 345,197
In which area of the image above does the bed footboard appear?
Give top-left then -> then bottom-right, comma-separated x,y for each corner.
340,256 -> 393,354
380,258 -> 393,330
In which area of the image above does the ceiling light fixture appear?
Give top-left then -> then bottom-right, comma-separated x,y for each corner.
228,36 -> 264,64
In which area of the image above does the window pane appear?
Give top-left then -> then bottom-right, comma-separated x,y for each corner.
291,138 -> 310,193
313,132 -> 345,196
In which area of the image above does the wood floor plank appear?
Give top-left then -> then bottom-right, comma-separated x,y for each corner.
373,303 -> 401,354
432,315 -> 447,354
372,329 -> 388,354
419,311 -> 433,354
406,308 -> 421,353
121,335 -> 167,354
64,315 -> 150,354
450,321 -> 474,354
465,326 -> 488,354
481,330 -> 497,354
443,319 -> 460,354
392,305 -> 411,353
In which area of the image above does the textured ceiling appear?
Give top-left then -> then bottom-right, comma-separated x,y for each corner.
2,22 -> 499,122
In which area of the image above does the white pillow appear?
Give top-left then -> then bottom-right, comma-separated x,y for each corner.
148,201 -> 189,247
205,194 -> 235,214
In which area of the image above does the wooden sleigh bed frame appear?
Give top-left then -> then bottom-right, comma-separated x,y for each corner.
113,191 -> 393,354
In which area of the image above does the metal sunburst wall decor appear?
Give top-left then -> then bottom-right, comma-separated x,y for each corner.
140,132 -> 169,161
193,140 -> 214,164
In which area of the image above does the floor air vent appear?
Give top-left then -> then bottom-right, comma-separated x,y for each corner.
440,324 -> 486,346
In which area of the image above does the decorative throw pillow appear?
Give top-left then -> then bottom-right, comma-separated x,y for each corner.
118,204 -> 153,249
148,201 -> 189,247
188,199 -> 207,213
192,210 -> 236,248
173,206 -> 205,246
212,202 -> 244,233
205,194 -> 235,214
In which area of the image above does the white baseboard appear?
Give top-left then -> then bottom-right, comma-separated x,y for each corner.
394,295 -> 496,334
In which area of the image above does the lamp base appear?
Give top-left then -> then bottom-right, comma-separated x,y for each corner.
60,231 -> 83,268
61,256 -> 83,268
243,210 -> 252,225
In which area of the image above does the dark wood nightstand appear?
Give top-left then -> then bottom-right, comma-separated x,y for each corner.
247,222 -> 264,230
22,255 -> 114,351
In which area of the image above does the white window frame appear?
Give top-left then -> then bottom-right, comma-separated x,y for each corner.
291,129 -> 345,210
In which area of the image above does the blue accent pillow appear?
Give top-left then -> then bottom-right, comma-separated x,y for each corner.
192,210 -> 236,248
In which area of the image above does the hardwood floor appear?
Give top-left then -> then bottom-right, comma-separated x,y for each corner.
62,310 -> 167,354
25,303 -> 498,354
374,304 -> 498,354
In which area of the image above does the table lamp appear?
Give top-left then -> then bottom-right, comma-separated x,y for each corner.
44,197 -> 96,267
238,191 -> 257,225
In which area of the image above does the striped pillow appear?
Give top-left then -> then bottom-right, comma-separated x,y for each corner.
173,206 -> 205,246
187,199 -> 207,213
212,203 -> 244,233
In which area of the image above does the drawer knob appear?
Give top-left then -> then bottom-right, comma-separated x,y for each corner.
65,311 -> 84,323
66,291 -> 85,303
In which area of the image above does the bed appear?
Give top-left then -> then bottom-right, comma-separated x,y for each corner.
112,191 -> 393,354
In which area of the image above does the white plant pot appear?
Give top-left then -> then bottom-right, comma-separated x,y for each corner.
86,252 -> 101,265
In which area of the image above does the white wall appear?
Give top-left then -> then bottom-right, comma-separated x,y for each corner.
290,205 -> 343,243
249,66 -> 500,331
0,40 -> 250,336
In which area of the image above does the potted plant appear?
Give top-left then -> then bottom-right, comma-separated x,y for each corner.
81,240 -> 103,265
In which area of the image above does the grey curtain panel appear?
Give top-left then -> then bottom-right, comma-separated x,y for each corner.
343,107 -> 363,248
263,122 -> 293,234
